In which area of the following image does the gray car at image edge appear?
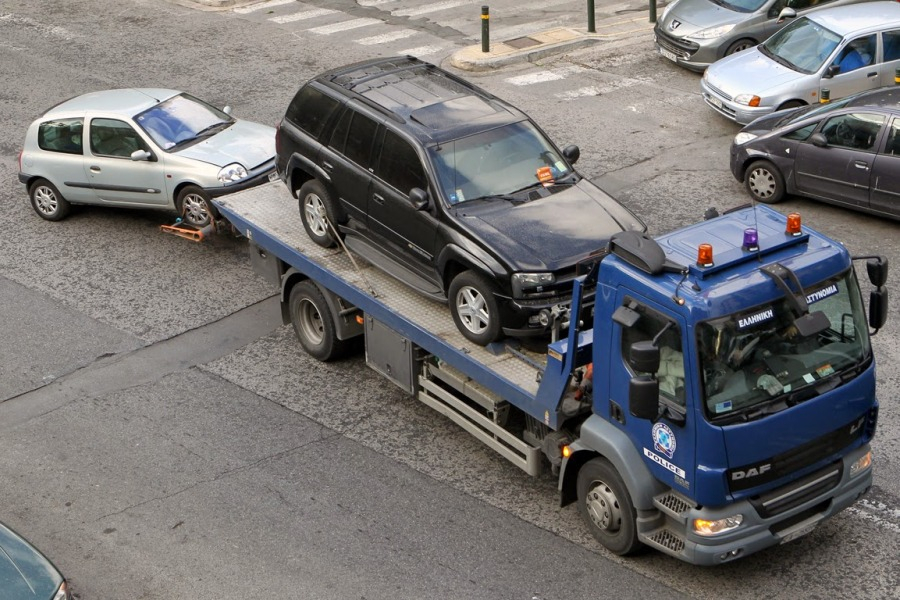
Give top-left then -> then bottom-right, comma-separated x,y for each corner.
655,0 -> 875,72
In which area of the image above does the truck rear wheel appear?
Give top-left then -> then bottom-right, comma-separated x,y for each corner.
289,280 -> 349,361
577,458 -> 642,555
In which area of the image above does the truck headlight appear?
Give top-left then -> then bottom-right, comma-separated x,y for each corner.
850,450 -> 872,477
687,23 -> 735,40
218,163 -> 248,183
694,514 -> 743,536
511,272 -> 555,296
734,132 -> 758,145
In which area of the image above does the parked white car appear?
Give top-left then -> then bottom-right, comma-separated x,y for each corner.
701,2 -> 900,124
18,88 -> 276,226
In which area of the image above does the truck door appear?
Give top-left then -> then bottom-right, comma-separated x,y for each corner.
322,105 -> 379,228
608,295 -> 696,494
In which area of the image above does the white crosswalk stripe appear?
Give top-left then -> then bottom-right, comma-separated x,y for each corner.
308,17 -> 383,35
356,29 -> 419,45
398,45 -> 446,57
234,0 -> 294,14
270,8 -> 338,24
392,0 -> 473,17
505,71 -> 565,86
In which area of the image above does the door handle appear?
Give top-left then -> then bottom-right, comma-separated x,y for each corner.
322,161 -> 333,172
90,166 -> 101,173
854,161 -> 869,170
866,71 -> 877,78
373,193 -> 385,205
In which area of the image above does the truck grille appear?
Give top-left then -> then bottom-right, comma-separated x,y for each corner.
751,462 -> 842,519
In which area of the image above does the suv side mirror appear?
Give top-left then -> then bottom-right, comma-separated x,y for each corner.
629,376 -> 660,420
810,132 -> 828,148
776,7 -> 796,23
562,145 -> 580,165
409,187 -> 429,210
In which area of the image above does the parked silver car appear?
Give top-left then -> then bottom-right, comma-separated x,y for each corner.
18,89 -> 276,226
701,2 -> 900,124
655,0 -> 874,72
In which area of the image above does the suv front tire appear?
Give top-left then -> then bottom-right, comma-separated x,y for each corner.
449,270 -> 503,345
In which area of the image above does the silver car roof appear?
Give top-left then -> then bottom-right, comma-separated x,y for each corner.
45,88 -> 181,118
807,1 -> 900,37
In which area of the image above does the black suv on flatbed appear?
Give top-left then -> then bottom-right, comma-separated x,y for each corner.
276,56 -> 645,345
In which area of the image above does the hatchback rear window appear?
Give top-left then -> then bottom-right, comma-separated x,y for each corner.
38,118 -> 83,155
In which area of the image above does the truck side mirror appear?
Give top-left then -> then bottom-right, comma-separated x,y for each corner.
562,145 -> 580,165
810,132 -> 828,148
629,376 -> 659,420
867,256 -> 888,287
628,340 -> 660,373
870,288 -> 888,331
409,187 -> 429,210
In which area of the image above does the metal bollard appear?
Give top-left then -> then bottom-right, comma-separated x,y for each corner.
588,0 -> 595,33
650,0 -> 657,23
481,6 -> 490,53
820,88 -> 830,104
895,68 -> 900,84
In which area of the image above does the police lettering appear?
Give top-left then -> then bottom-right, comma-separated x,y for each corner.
738,309 -> 774,329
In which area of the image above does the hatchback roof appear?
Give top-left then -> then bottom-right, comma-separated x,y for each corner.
45,88 -> 180,118
314,56 -> 524,144
807,1 -> 900,37
846,86 -> 900,108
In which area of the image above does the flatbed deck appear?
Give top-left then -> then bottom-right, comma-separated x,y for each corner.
214,183 -> 551,419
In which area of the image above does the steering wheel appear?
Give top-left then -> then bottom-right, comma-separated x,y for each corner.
835,122 -> 855,146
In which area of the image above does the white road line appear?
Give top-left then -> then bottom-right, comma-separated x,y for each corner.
0,13 -> 80,40
308,17 -> 382,35
392,0 -> 471,17
270,8 -> 338,24
234,0 -> 294,14
505,71 -> 565,86
358,0 -> 396,5
398,45 -> 445,57
356,29 -> 418,45
555,86 -> 602,99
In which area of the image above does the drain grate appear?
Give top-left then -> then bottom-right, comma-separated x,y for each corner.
505,36 -> 542,49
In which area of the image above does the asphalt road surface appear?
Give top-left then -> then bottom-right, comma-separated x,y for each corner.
1,1 -> 899,598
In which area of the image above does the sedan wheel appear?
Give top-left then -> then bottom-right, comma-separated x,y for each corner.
745,160 -> 785,204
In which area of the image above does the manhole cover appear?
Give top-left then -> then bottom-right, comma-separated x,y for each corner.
505,36 -> 542,49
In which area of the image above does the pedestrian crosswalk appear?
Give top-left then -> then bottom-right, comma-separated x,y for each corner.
227,0 -> 656,101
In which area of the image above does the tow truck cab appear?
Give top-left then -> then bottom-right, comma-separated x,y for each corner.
558,205 -> 887,564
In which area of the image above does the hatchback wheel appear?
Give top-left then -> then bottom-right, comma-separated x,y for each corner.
29,179 -> 71,221
745,160 -> 785,204
725,38 -> 755,56
177,185 -> 214,227
448,270 -> 503,346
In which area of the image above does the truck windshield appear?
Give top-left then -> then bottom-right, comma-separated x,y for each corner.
428,121 -> 573,205
699,271 -> 870,422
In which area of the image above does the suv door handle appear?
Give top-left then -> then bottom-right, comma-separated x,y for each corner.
322,161 -> 333,172
373,193 -> 385,205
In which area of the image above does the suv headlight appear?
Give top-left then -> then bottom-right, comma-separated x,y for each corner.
218,163 -> 248,183
511,272 -> 555,296
694,514 -> 744,536
734,132 -> 758,145
688,23 -> 735,40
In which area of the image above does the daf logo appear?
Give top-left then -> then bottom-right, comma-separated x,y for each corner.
670,19 -> 681,31
731,464 -> 772,480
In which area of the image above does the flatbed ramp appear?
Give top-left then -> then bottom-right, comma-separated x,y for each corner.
214,183 -> 552,422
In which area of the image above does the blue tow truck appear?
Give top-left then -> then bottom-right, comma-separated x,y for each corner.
214,183 -> 887,565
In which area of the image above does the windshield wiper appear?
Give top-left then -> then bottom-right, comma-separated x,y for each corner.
758,45 -> 801,72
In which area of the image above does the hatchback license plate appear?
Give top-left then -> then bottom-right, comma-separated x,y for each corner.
780,523 -> 816,544
708,95 -> 723,109
268,171 -> 278,182
660,48 -> 678,62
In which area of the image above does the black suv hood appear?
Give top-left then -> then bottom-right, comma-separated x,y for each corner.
451,178 -> 642,272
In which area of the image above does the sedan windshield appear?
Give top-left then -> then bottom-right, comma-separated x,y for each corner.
135,93 -> 233,150
700,271 -> 870,422
761,17 -> 841,74
428,121 -> 573,204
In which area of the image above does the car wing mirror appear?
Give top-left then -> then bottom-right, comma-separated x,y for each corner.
562,144 -> 580,165
810,132 -> 828,148
824,64 -> 840,78
409,187 -> 429,210
130,149 -> 152,161
776,7 -> 796,23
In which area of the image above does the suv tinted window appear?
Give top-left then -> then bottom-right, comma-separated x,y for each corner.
38,118 -> 83,154
286,86 -> 340,139
377,130 -> 426,195
343,110 -> 378,167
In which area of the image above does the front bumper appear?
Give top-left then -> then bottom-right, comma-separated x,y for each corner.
700,78 -> 773,126
205,161 -> 277,198
654,26 -> 721,72
500,291 -> 595,337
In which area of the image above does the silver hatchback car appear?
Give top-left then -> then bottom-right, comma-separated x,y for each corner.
18,88 -> 276,227
655,0 -> 875,72
701,2 -> 900,124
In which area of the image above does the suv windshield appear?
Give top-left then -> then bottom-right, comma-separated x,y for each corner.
135,93 -> 233,150
760,17 -> 841,74
428,121 -> 573,204
700,271 -> 870,422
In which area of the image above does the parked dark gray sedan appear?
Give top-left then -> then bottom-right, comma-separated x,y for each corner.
730,86 -> 900,218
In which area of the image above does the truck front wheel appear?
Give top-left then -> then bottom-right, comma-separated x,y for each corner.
289,281 -> 349,361
577,458 -> 642,555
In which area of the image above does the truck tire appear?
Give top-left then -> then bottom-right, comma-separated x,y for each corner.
577,458 -> 642,555
289,280 -> 349,361
448,270 -> 503,346
29,179 -> 72,221
298,180 -> 343,248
